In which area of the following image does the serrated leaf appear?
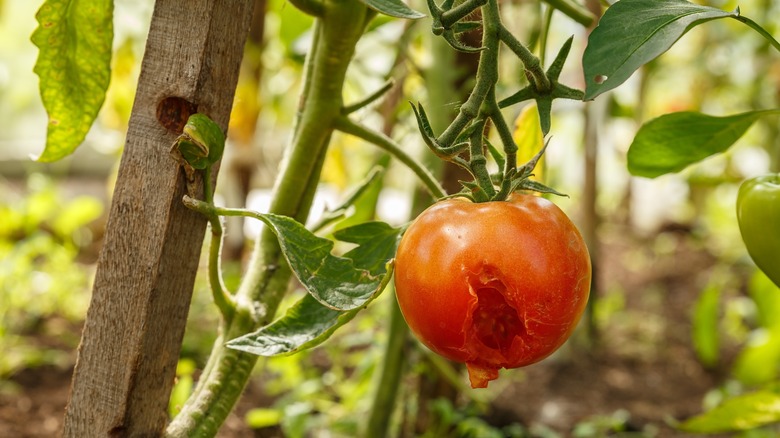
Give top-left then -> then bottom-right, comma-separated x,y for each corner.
359,0 -> 426,19
226,265 -> 393,356
583,0 -> 736,100
31,0 -> 114,162
262,214 -> 398,311
679,391 -> 780,433
333,221 -> 400,275
627,110 -> 779,178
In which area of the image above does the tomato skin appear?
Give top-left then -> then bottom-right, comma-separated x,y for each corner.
394,194 -> 591,388
737,174 -> 780,288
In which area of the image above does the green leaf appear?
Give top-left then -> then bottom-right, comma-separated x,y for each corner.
691,284 -> 720,368
733,329 -> 780,386
583,0 -> 736,100
679,391 -> 780,433
261,214 -> 399,311
226,266 -> 393,356
225,220 -> 399,356
245,408 -> 283,429
749,269 -> 780,331
31,0 -> 114,162
333,221 -> 400,275
358,0 -> 426,19
627,110 -> 780,178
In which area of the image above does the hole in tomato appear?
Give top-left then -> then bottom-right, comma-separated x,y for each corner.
471,285 -> 524,354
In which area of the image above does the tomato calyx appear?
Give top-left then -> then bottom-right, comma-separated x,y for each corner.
454,138 -> 567,203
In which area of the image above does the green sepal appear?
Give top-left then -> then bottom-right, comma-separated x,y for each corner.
359,0 -> 425,19
484,137 -> 506,173
410,102 -> 470,158
512,179 -> 568,197
516,137 -> 550,179
452,21 -> 481,34
459,180 -> 491,202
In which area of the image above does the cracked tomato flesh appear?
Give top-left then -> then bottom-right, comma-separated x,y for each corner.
394,194 -> 591,388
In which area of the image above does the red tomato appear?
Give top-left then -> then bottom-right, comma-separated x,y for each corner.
394,194 -> 591,388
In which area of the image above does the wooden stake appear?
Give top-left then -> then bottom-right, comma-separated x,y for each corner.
63,1 -> 253,435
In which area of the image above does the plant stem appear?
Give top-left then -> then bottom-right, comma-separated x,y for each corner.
498,25 -> 550,92
342,79 -> 395,115
364,292 -> 408,437
334,116 -> 446,199
202,166 -> 235,321
206,215 -> 235,321
541,0 -> 596,27
734,15 -> 780,53
440,0 -> 488,28
166,3 -> 371,435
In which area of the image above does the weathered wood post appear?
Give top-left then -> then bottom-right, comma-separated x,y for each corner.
63,1 -> 253,435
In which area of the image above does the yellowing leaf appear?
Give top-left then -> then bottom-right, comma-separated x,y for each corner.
513,103 -> 545,182
31,0 -> 114,162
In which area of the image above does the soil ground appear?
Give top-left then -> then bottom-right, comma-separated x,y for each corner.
0,224 -> 748,437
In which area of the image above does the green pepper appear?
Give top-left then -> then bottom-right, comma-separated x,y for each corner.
737,174 -> 780,288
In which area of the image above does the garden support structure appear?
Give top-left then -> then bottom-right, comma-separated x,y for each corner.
62,0 -> 254,436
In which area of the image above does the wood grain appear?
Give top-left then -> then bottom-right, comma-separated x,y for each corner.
63,1 -> 254,436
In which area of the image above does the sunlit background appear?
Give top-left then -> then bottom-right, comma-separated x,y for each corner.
1,0 -> 779,436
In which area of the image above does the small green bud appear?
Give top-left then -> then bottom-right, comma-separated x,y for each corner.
173,113 -> 225,170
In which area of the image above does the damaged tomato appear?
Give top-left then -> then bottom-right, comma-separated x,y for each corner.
394,194 -> 591,388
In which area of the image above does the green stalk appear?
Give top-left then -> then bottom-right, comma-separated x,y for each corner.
203,166 -> 235,322
166,3 -> 371,436
364,28 -> 454,436
734,15 -> 780,53
541,0 -> 595,27
334,117 -> 446,199
364,292 -> 408,436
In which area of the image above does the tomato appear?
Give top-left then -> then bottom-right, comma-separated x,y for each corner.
394,194 -> 591,388
737,174 -> 780,288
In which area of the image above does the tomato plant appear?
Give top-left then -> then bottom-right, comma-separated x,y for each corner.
394,194 -> 591,388
737,174 -> 780,288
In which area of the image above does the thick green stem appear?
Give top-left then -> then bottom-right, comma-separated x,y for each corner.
166,3 -> 370,436
468,1 -> 502,197
364,293 -> 408,437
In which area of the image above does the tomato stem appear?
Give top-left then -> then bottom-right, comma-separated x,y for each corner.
419,0 -> 564,201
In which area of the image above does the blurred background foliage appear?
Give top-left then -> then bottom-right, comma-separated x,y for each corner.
1,0 -> 780,436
